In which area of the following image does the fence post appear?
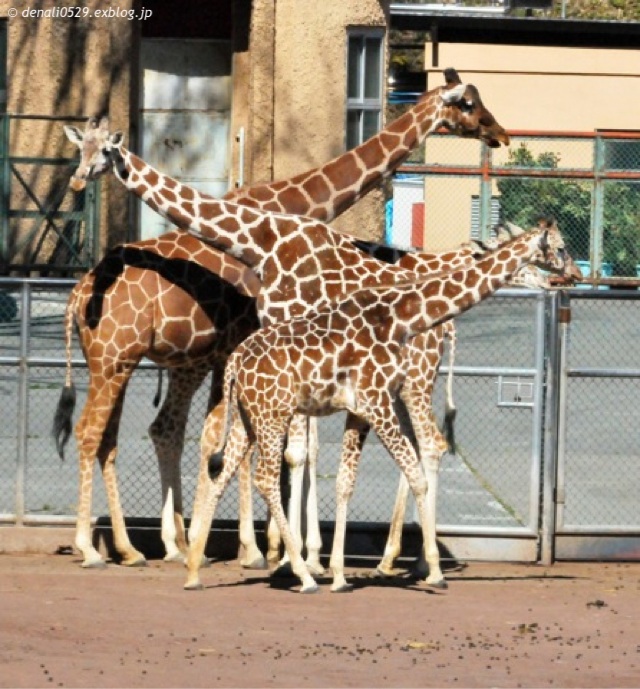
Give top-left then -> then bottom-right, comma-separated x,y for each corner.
15,281 -> 31,524
478,143 -> 493,243
590,133 -> 605,278
540,290 -> 562,565
0,114 -> 9,267
85,180 -> 100,267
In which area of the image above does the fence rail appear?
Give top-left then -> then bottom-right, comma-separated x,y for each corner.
394,129 -> 640,288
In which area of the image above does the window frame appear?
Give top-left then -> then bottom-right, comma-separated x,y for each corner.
345,27 -> 385,150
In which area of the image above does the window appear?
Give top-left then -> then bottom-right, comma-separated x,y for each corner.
346,29 -> 384,150
471,195 -> 501,241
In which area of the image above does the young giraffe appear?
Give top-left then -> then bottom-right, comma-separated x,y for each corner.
184,222 -> 581,592
55,68 -> 508,568
351,237 -> 554,579
60,73 -> 508,566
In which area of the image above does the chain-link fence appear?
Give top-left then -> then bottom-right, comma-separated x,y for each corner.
2,279 -> 639,562
389,130 -> 640,288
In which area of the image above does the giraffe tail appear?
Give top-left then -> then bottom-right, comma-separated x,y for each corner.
52,285 -> 79,460
153,368 -> 164,407
207,351 -> 239,480
442,321 -> 457,454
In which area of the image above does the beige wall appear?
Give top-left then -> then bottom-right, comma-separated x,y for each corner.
269,0 -> 389,239
428,44 -> 640,132
420,42 -> 640,250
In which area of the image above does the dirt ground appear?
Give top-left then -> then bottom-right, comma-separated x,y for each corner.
1,553 -> 639,688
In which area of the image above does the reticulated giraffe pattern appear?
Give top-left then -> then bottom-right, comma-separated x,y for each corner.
184,221 -> 581,592
56,69 -> 510,569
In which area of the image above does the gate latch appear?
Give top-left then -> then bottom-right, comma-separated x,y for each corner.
497,376 -> 535,408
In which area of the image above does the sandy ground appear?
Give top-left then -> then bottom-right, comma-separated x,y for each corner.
1,553 -> 639,688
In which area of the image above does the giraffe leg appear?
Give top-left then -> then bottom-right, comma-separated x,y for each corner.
204,363 -> 265,570
74,370 -> 146,567
329,413 -> 369,592
366,396 -> 447,590
236,446 -> 268,570
277,415 -> 325,576
185,409 -> 249,590
303,417 -> 325,575
277,413 -> 307,572
376,473 -> 410,577
378,328 -> 451,582
149,366 -> 209,563
254,419 -> 318,594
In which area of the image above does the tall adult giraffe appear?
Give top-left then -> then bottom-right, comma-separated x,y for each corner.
184,222 -> 581,592
55,69 -> 509,568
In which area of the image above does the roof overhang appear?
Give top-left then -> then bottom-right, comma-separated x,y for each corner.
390,4 -> 640,50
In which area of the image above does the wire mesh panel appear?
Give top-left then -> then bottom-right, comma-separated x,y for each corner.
558,293 -> 640,532
0,367 -> 19,516
432,292 -> 544,533
395,131 -> 640,285
311,292 -> 547,537
7,279 -> 639,563
0,284 -> 21,517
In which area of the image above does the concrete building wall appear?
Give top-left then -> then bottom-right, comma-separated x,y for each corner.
249,0 -> 389,240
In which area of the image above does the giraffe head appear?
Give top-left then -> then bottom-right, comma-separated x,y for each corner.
434,68 -> 510,149
64,116 -> 123,191
500,217 -> 583,282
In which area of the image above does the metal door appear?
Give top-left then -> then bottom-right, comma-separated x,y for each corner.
139,39 -> 232,238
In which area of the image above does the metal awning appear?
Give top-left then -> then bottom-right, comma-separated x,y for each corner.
390,4 -> 640,49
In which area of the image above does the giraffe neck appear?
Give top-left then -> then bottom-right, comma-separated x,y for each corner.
348,230 -> 544,339
226,89 -> 445,221
108,143 -> 474,319
109,145 -> 286,268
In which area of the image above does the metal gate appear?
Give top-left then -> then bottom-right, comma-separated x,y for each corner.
554,290 -> 640,560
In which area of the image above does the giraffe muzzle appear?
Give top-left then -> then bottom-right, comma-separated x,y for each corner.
69,174 -> 88,192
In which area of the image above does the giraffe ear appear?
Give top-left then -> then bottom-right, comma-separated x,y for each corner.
443,68 -> 461,86
110,131 -> 124,146
441,83 -> 466,104
63,125 -> 83,146
504,221 -> 525,237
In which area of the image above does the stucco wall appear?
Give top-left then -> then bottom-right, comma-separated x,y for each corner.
2,0 -> 136,263
2,0 -> 392,265
268,0 -> 389,239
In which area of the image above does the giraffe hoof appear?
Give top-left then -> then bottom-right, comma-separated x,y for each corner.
306,561 -> 326,577
425,578 -> 448,590
300,583 -> 320,594
121,557 -> 148,568
183,581 -> 205,591
374,564 -> 395,578
163,552 -> 186,564
81,559 -> 108,570
330,583 -> 354,593
240,555 -> 268,570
